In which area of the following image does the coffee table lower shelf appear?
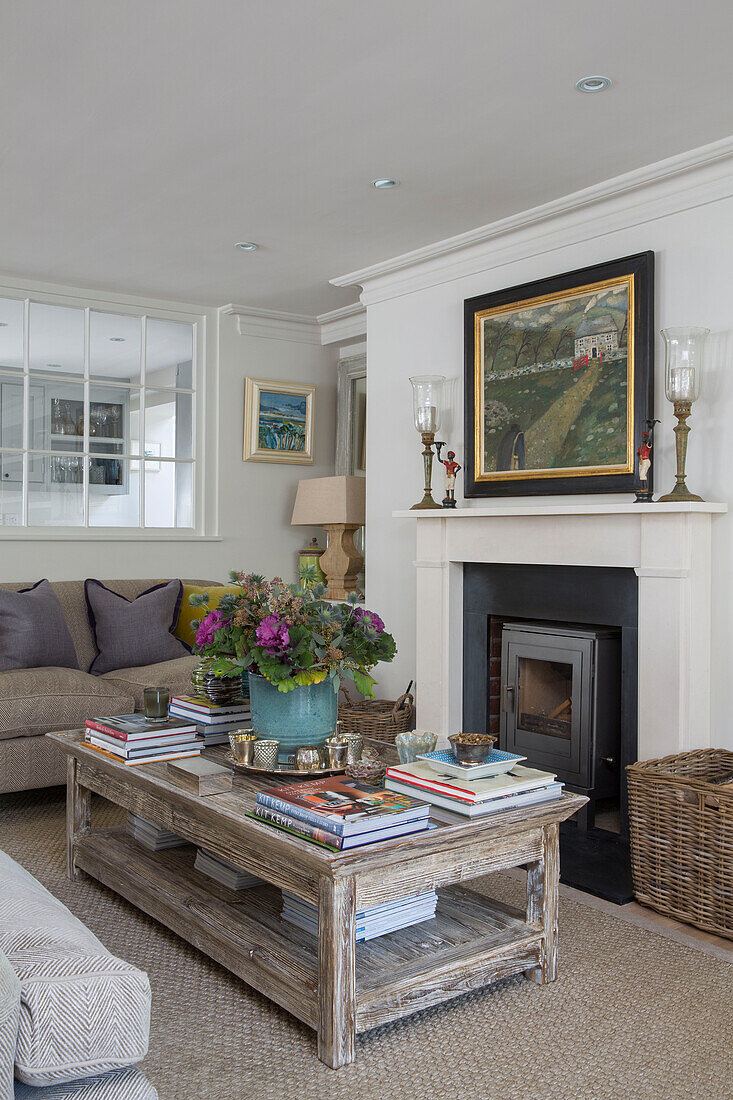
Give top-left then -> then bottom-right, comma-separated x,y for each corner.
75,827 -> 544,1040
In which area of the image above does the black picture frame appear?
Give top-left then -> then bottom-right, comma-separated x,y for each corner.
464,251 -> 654,497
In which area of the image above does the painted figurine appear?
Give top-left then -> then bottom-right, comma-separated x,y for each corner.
436,442 -> 461,508
635,419 -> 660,503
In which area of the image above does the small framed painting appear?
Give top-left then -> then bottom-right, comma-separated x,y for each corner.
243,377 -> 315,464
464,252 -> 654,496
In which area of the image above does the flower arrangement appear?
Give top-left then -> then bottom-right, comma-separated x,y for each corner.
190,573 -> 396,695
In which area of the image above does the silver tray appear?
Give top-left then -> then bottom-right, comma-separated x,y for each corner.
222,750 -> 346,779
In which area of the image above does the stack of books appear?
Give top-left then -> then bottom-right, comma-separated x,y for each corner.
281,890 -> 438,942
194,849 -> 262,891
385,760 -> 563,820
84,714 -> 201,765
168,695 -> 252,746
126,813 -> 186,851
252,776 -> 431,851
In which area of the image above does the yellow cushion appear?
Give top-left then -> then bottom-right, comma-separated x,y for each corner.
174,584 -> 238,649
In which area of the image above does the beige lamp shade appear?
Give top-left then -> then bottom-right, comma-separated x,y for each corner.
291,476 -> 366,527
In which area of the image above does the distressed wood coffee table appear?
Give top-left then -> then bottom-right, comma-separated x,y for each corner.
50,729 -> 586,1069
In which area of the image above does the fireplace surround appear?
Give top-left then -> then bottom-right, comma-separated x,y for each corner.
394,501 -> 726,761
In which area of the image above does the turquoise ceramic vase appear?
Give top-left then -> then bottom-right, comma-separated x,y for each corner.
247,672 -> 337,761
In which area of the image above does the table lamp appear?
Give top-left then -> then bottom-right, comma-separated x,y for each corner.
658,326 -> 709,502
409,374 -> 445,509
291,476 -> 366,599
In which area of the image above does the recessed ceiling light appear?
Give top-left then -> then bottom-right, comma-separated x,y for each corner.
0,322 -> 7,328
576,75 -> 612,93
46,363 -> 62,369
109,337 -> 125,342
371,177 -> 400,189
234,241 -> 259,252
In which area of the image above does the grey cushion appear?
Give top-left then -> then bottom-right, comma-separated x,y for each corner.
14,1068 -> 158,1099
0,947 -> 19,1100
0,582 -> 77,673
0,668 -> 134,742
85,580 -> 188,675
0,851 -> 151,1088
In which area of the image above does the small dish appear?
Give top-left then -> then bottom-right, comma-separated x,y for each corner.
447,733 -> 497,764
417,748 -> 527,779
345,757 -> 386,784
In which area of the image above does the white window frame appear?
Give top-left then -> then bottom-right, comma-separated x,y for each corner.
0,281 -> 212,541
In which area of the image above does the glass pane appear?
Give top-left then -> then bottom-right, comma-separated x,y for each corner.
0,297 -> 24,373
145,318 -> 193,388
0,478 -> 22,526
0,380 -> 23,450
517,657 -> 573,739
145,460 -> 193,528
145,390 -> 192,459
89,386 -> 139,454
28,458 -> 83,525
90,312 -> 142,383
47,386 -> 85,452
29,303 -> 84,377
89,460 -> 139,526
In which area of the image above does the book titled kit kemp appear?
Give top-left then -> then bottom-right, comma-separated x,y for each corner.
256,777 -> 429,836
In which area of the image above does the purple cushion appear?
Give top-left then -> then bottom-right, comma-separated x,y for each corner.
0,580 -> 78,671
85,579 -> 188,674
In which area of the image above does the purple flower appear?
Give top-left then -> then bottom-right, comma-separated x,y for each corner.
255,614 -> 290,654
354,607 -> 384,634
195,608 -> 228,647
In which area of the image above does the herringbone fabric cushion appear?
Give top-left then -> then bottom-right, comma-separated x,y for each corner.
101,656 -> 200,709
0,669 -> 133,742
0,947 -> 19,1100
14,1067 -> 158,1099
0,737 -> 67,796
0,851 -> 150,1088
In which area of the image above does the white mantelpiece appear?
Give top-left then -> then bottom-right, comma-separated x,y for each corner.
394,501 -> 727,761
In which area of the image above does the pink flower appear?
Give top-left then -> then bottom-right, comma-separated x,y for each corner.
354,607 -> 384,634
195,608 -> 228,647
255,614 -> 290,654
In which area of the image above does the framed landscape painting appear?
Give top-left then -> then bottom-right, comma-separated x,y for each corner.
464,252 -> 654,497
243,377 -> 315,464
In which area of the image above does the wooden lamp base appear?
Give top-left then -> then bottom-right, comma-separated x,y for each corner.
321,524 -> 363,600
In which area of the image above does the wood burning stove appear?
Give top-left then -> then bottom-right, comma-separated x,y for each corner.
500,621 -> 621,828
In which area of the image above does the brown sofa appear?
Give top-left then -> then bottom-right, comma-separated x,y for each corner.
0,579 -> 216,795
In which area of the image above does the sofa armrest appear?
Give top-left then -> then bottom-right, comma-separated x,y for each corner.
0,948 -> 19,1100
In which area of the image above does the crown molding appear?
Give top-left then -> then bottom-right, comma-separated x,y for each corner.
317,302 -> 366,344
219,303 -> 322,344
331,134 -> 733,305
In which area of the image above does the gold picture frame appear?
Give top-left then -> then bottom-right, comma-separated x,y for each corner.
464,252 -> 654,497
243,377 -> 316,464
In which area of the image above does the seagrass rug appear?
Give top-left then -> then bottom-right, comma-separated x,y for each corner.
1,788 -> 731,1100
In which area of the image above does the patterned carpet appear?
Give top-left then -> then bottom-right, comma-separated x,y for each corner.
2,788 -> 732,1100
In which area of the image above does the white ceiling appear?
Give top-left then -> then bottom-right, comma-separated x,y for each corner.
1,1 -> 732,315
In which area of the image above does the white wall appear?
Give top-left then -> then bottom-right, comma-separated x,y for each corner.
0,286 -> 337,584
359,145 -> 733,748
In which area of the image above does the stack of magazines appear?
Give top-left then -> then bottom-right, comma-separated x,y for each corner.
281,890 -> 438,942
385,760 -> 563,820
84,714 -> 201,765
169,695 -> 252,746
194,849 -> 262,891
251,776 -> 430,850
126,813 -> 186,851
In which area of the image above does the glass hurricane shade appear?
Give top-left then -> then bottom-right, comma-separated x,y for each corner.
410,375 -> 445,433
662,327 -> 709,404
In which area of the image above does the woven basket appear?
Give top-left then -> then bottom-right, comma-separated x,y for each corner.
338,687 -> 414,745
627,748 -> 733,939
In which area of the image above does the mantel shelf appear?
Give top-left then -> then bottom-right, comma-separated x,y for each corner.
393,501 -> 727,519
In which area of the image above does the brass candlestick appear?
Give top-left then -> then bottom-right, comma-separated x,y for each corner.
658,401 -> 703,502
411,431 -> 441,510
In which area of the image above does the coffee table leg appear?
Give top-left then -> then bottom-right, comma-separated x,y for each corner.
317,875 -> 356,1068
525,822 -> 560,984
66,756 -> 91,882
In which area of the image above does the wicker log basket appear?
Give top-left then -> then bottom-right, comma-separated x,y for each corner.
338,686 -> 414,766
627,748 -> 733,940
